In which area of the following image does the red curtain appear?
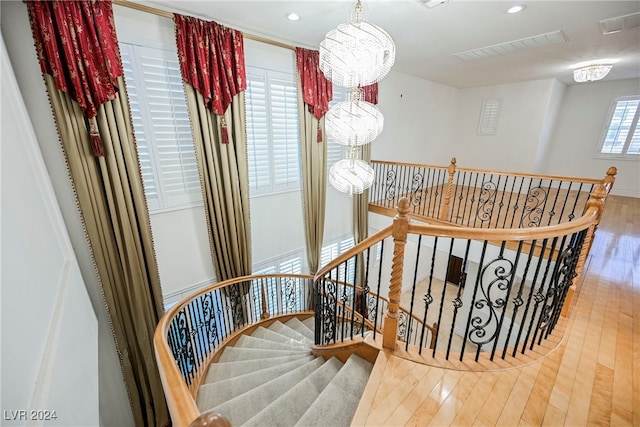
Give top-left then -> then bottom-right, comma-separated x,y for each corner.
27,0 -> 123,156
362,83 -> 379,105
174,14 -> 246,143
296,47 -> 332,142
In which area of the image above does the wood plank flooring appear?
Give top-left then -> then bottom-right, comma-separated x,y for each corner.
353,195 -> 639,426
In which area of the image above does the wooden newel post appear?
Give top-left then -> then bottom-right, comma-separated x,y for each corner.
562,184 -> 607,317
383,197 -> 411,350
604,166 -> 617,194
440,157 -> 457,221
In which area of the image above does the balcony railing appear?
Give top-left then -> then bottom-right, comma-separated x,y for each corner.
370,158 -> 616,228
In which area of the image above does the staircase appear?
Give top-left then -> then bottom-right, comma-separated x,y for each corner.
196,317 -> 374,427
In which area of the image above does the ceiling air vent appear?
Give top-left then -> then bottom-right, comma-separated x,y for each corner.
454,30 -> 568,61
599,12 -> 640,35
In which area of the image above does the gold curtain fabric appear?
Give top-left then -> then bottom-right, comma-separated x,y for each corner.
297,79 -> 328,275
44,75 -> 169,427
183,84 -> 252,282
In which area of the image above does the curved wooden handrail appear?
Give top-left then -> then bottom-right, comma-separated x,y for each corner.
154,274 -> 314,427
371,159 -> 613,186
406,204 -> 599,242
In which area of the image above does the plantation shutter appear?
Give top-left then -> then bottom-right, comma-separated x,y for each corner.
245,69 -> 271,191
121,43 -> 200,211
246,66 -> 300,195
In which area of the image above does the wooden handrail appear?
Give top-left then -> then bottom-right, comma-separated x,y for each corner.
371,159 -> 614,186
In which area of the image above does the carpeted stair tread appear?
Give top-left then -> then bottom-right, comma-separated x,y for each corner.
242,357 -> 344,427
250,326 -> 309,348
197,357 -> 314,410
234,334 -> 308,351
284,317 -> 314,341
217,346 -> 309,363
268,321 -> 312,344
204,354 -> 313,383
294,355 -> 373,427
209,357 -> 325,426
302,316 -> 315,333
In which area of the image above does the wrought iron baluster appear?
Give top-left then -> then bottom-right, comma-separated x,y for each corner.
567,183 -> 585,222
517,238 -> 548,354
460,240 -> 489,362
432,238 -> 455,359
490,241 -> 522,360
471,173 -> 481,228
524,236 -> 559,351
418,236 -> 438,355
508,177 -> 526,228
501,175 -> 518,228
405,235 -> 423,351
503,240 -> 537,359
546,180 -> 563,226
491,174 -> 506,228
534,235 -> 569,346
446,239 -> 470,360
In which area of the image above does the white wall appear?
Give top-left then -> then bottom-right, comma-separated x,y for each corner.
1,35 -> 98,426
374,71 -> 458,165
452,78 -> 563,173
544,79 -> 640,197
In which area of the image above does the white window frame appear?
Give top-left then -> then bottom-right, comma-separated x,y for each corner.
245,66 -> 301,197
120,41 -> 202,212
595,95 -> 640,160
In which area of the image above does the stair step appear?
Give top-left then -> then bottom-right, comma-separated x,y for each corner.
242,357 -> 343,427
197,357 -> 314,410
294,355 -> 373,427
302,316 -> 315,333
250,326 -> 309,348
234,334 -> 307,351
209,358 -> 325,426
284,317 -> 314,341
268,321 -> 313,344
217,346 -> 309,363
204,354 -> 312,383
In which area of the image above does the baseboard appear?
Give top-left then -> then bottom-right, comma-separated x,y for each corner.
610,187 -> 640,198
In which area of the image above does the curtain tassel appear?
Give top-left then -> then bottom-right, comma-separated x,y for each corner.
317,122 -> 323,143
88,116 -> 105,156
220,115 -> 229,144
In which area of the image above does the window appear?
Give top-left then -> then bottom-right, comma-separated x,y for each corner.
245,66 -> 301,195
598,96 -> 640,159
120,42 -> 201,211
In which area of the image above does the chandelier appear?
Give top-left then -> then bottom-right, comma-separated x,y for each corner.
573,64 -> 613,83
325,90 -> 384,146
328,147 -> 375,195
319,0 -> 395,88
320,0 -> 395,195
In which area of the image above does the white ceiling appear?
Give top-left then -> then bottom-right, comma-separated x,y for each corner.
143,0 -> 640,88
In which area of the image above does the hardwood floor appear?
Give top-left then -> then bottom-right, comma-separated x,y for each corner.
353,195 -> 639,426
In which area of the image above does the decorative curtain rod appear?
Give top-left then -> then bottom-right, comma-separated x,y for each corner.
112,0 -> 297,51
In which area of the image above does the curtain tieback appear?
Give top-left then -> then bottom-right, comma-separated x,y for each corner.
88,116 -> 105,157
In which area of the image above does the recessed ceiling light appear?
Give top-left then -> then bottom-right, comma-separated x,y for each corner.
507,4 -> 527,14
285,12 -> 300,21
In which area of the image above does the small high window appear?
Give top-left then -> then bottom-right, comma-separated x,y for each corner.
597,96 -> 640,159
